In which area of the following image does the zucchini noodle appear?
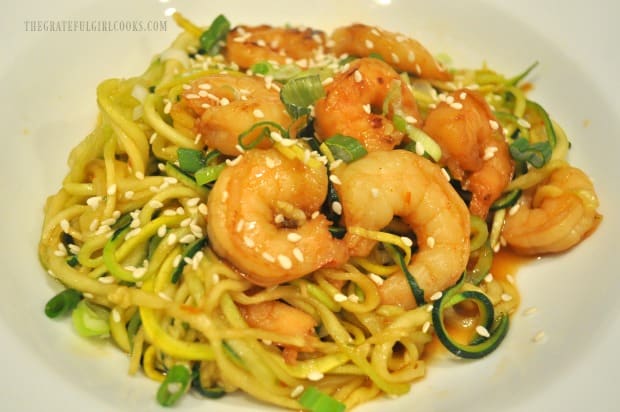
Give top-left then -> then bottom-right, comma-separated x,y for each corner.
38,13 -> 598,412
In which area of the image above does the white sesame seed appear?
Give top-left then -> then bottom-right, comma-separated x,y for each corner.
198,203 -> 208,215
362,103 -> 371,114
277,255 -> 292,269
124,191 -> 134,199
508,203 -> 521,216
517,118 -> 531,128
167,233 -> 178,246
369,273 -> 384,285
426,236 -> 435,249
226,155 -> 243,167
292,248 -> 304,262
483,146 -> 498,161
212,273 -> 220,284
82,292 -> 93,299
262,252 -> 276,263
157,225 -> 167,238
353,70 -> 363,83
329,174 -> 342,185
219,97 -> 230,106
408,50 -> 415,62
484,273 -> 494,283
450,102 -> 463,110
459,91 -> 467,100
307,371 -> 324,381
111,309 -> 121,323
149,200 -> 164,209
405,115 -> 417,124
365,39 -> 374,49
422,321 -> 431,333
98,276 -> 115,284
163,100 -> 172,114
243,236 -> 255,248
489,119 -> 500,130
86,196 -> 102,210
426,304 -> 434,312
101,217 -> 116,226
532,330 -> 546,343
321,77 -> 334,86
125,228 -> 142,240
370,187 -> 380,198
430,291 -> 443,301
476,325 -> 491,338
94,225 -> 111,235
391,52 -> 400,63
180,217 -> 192,227
415,141 -> 425,156
135,171 -> 145,180
53,249 -> 67,257
333,293 -> 347,303
172,254 -> 182,267
332,201 -> 342,215
253,109 -> 265,118
311,211 -> 320,219
180,234 -> 196,244
68,244 -> 80,254
163,209 -> 176,216
187,197 -> 201,207
132,267 -> 147,279
501,293 -> 513,302
348,294 -> 360,303
441,168 -> 451,181
287,233 -> 302,242
60,219 -> 70,233
89,219 -> 99,232
401,236 -> 413,247
149,185 -> 160,193
290,385 -> 305,398
158,292 -> 172,301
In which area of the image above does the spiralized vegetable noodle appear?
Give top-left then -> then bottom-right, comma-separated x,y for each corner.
39,13 -> 601,411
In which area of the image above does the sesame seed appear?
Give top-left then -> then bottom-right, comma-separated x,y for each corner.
68,244 -> 80,254
489,119 -> 500,130
243,236 -> 255,248
157,225 -> 167,237
369,273 -> 384,285
483,146 -> 498,161
484,273 -> 494,283
158,292 -> 172,301
277,255 -> 292,269
459,91 -> 467,100
311,211 -> 320,219
401,236 -> 413,247
353,70 -> 363,83
86,196 -> 102,210
331,201 -> 342,215
430,291 -> 443,301
333,293 -> 347,303
287,233 -> 302,242
422,321 -> 431,333
262,252 -> 276,263
220,97 -> 230,106
163,100 -> 172,114
89,219 -> 99,232
53,249 -> 67,257
321,77 -> 334,86
125,228 -> 142,240
82,292 -> 93,299
98,276 -> 115,284
172,254 -> 182,267
426,236 -> 435,248
95,225 -> 111,235
292,248 -> 304,262
135,171 -> 145,180
124,191 -> 134,199
450,102 -> 463,110
476,325 -> 491,338
101,217 -> 116,226
440,168 -> 451,181
198,83 -> 212,90
415,141 -> 425,156
501,293 -> 513,302
307,371 -> 324,381
532,330 -> 546,343
60,219 -> 70,233
185,93 -> 200,100
362,103 -> 371,114
167,233 -> 177,245
149,200 -> 164,209
163,209 -> 176,216
111,309 -> 121,323
405,115 -> 417,124
365,39 -> 374,49
107,184 -> 117,196
329,174 -> 342,185
391,52 -> 400,63
226,155 -> 243,166
132,267 -> 147,279
348,294 -> 360,303
253,109 -> 265,118
408,50 -> 415,62
212,273 -> 220,284
187,197 -> 200,207
180,234 -> 196,244
198,203 -> 208,215
180,217 -> 192,227
149,132 -> 158,144
508,203 -> 521,216
290,385 -> 305,398
517,118 -> 531,128
426,304 -> 434,312
370,187 -> 380,198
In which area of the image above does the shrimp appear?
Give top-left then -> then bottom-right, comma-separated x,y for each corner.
225,25 -> 327,70
422,89 -> 514,218
171,73 -> 290,156
331,23 -> 451,80
314,57 -> 421,152
207,148 -> 348,286
238,301 -> 317,355
502,165 -> 601,255
334,150 -> 470,304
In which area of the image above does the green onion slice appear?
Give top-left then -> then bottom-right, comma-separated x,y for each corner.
322,134 -> 367,163
280,75 -> 325,119
509,137 -> 552,168
45,288 -> 82,318
194,164 -> 226,185
72,299 -> 110,338
191,363 -> 226,399
298,386 -> 345,412
249,61 -> 302,81
177,148 -> 205,173
432,275 -> 509,359
237,121 -> 288,150
156,365 -> 191,406
199,14 -> 230,56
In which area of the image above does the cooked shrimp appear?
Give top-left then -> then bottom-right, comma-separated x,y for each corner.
314,57 -> 421,152
331,23 -> 451,80
502,165 -> 601,255
422,89 -> 514,218
239,301 -> 317,351
207,148 -> 348,286
225,25 -> 327,69
171,73 -> 290,156
335,150 -> 470,304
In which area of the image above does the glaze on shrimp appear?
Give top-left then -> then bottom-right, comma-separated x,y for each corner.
335,150 -> 470,305
331,23 -> 451,80
314,57 -> 421,152
207,148 -> 348,286
422,89 -> 514,218
171,73 -> 290,156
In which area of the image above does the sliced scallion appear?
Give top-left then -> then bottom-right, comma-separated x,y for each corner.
322,134 -> 367,163
194,164 -> 226,185
298,386 -> 345,412
72,300 -> 110,338
509,137 -> 552,168
280,75 -> 325,119
45,288 -> 82,318
199,14 -> 230,56
156,364 -> 191,406
177,148 -> 205,173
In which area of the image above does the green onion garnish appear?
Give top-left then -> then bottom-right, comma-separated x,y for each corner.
177,148 -> 205,173
156,365 -> 191,406
280,75 -> 325,119
298,386 -> 345,412
71,300 -> 110,338
44,288 -> 82,318
323,134 -> 367,163
249,61 -> 302,81
194,164 -> 226,185
509,137 -> 552,168
199,14 -> 230,56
